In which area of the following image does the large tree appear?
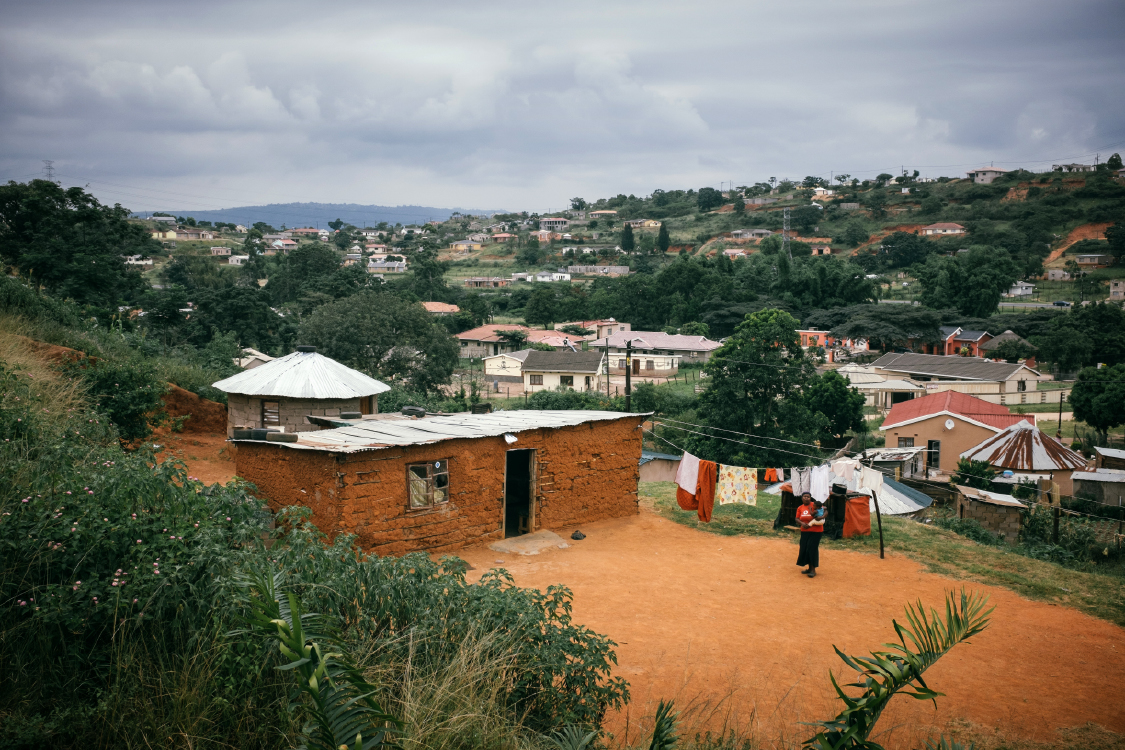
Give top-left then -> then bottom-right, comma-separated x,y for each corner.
657,223 -> 671,256
299,291 -> 458,393
805,304 -> 942,352
803,370 -> 866,441
1069,364 -> 1125,444
524,286 -> 558,328
620,224 -> 635,255
916,246 -> 1018,317
0,179 -> 153,307
686,309 -> 829,466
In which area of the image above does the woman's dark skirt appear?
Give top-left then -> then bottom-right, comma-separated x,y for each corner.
797,531 -> 821,568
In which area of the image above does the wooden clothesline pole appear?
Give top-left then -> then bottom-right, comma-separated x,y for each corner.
870,488 -> 885,559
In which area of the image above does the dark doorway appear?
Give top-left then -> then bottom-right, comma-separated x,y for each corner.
504,449 -> 535,538
927,440 -> 941,472
632,358 -> 640,375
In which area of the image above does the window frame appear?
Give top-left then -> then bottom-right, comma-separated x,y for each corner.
559,375 -> 574,387
407,459 -> 450,510
529,374 -> 543,386
898,437 -> 915,448
262,400 -> 280,427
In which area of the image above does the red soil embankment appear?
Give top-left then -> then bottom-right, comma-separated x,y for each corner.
1044,223 -> 1111,265
851,224 -> 924,255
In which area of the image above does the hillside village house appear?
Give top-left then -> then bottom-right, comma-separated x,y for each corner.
869,352 -> 1053,406
534,271 -> 571,282
539,217 -> 570,231
921,222 -> 966,236
1112,280 -> 1125,300
978,330 -> 1038,367
810,245 -> 832,256
210,246 -> 232,256
797,329 -> 868,351
554,319 -> 631,339
745,197 -> 779,206
588,210 -> 618,219
1046,269 -> 1072,281
1076,254 -> 1111,269
960,420 -> 1088,496
1052,163 -> 1096,172
368,259 -> 407,274
213,346 -> 390,437
492,232 -> 517,243
731,228 -> 773,240
529,230 -> 561,242
919,327 -> 994,357
463,277 -> 510,289
568,265 -> 630,276
836,363 -> 925,410
459,325 -> 592,358
123,255 -> 153,266
966,167 -> 1007,184
624,219 -> 662,229
723,249 -> 747,259
522,350 -> 605,393
229,255 -> 250,266
483,349 -> 534,382
1006,281 -> 1036,298
231,410 -> 645,554
879,391 -> 1033,474
449,239 -> 483,252
589,331 -> 720,375
811,187 -> 836,200
235,348 -> 275,370
290,228 -> 321,236
151,229 -> 178,240
422,301 -> 460,316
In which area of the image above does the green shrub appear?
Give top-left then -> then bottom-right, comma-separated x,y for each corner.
935,516 -> 1004,546
61,356 -> 169,442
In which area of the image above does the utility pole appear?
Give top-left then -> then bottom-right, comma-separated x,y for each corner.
604,344 -> 610,399
42,160 -> 55,182
625,340 -> 633,412
782,206 -> 792,261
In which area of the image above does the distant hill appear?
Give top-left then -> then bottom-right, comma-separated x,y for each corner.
132,201 -> 506,228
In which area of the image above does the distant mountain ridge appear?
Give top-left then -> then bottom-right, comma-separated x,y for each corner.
132,201 -> 506,228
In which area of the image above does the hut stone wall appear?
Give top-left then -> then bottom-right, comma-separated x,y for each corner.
226,394 -> 366,436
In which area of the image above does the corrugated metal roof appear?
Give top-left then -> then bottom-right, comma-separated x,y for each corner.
640,450 -> 681,466
862,476 -> 934,516
881,391 -> 1033,432
960,421 -> 1087,471
871,352 -> 1038,381
956,484 -> 1024,508
590,331 -> 722,352
1095,447 -> 1125,460
212,350 -> 391,399
1072,470 -> 1125,483
234,410 -> 642,453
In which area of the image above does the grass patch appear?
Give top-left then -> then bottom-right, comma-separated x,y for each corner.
640,481 -> 1125,627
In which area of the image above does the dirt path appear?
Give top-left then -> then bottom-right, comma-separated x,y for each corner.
458,510 -> 1125,746
1045,222 -> 1110,266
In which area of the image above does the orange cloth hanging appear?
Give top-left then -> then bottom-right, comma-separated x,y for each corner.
843,496 -> 872,538
763,468 -> 779,482
676,460 -> 717,523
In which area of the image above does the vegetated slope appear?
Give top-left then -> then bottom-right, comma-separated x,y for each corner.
1045,222 -> 1111,264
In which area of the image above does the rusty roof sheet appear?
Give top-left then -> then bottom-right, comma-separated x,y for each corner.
960,421 -> 1087,471
956,484 -> 1024,507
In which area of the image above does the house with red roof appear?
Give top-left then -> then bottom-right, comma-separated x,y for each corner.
921,222 -> 966,236
880,391 -> 1033,474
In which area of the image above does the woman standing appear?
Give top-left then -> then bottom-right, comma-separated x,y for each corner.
795,491 -> 824,578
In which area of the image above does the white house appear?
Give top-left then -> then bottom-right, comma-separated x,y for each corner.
966,167 -> 1007,184
229,255 -> 250,266
1006,281 -> 1035,298
521,350 -> 605,393
482,349 -> 534,382
211,246 -> 232,256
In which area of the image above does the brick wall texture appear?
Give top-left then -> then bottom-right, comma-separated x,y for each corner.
958,496 -> 1022,543
226,394 -> 369,436
235,415 -> 645,556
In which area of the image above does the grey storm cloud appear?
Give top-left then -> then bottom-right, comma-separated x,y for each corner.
1,0 -> 1123,211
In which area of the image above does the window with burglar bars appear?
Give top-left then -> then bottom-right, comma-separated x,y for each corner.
529,374 -> 543,385
408,460 -> 450,509
262,400 -> 280,427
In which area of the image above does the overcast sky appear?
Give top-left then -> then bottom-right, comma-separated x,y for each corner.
2,0 -> 1123,213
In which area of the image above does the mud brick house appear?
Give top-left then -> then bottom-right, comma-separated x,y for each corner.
213,347 -> 391,437
954,485 -> 1024,543
232,410 -> 646,555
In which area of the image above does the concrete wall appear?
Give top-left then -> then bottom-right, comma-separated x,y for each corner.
640,458 -> 679,483
957,496 -> 1022,543
884,415 -> 998,474
227,394 -> 366,436
523,372 -> 598,392
234,416 -> 645,556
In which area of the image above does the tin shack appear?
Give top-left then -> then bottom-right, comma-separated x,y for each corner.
233,410 -> 645,555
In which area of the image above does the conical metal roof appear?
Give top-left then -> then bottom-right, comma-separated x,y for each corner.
960,420 -> 1087,471
212,350 -> 391,399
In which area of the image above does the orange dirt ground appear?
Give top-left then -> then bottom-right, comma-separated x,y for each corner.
457,510 -> 1125,747
1044,222 -> 1110,266
851,224 -> 924,255
152,385 -> 236,485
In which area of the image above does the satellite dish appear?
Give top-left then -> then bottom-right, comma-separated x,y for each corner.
945,419 -> 955,430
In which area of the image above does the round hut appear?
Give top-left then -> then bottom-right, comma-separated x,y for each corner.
960,420 -> 1088,496
213,346 -> 391,436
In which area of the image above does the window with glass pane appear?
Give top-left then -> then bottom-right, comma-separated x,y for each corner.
560,375 -> 574,387
529,374 -> 543,385
408,460 -> 450,509
898,437 -> 914,447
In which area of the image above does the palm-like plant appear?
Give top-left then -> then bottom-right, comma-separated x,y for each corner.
804,589 -> 993,750
545,724 -> 599,750
234,569 -> 400,750
648,699 -> 679,750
